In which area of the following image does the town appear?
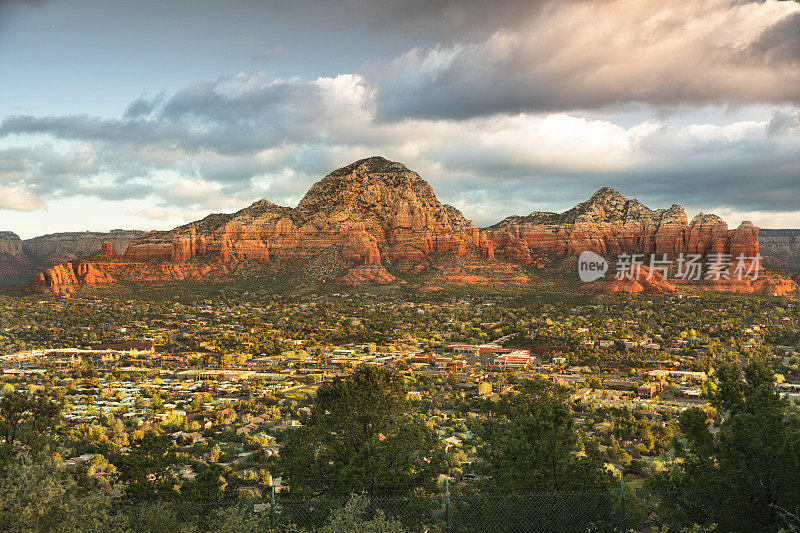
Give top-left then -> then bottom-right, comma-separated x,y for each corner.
1,288 -> 798,527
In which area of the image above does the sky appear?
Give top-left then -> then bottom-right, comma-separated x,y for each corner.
0,0 -> 799,239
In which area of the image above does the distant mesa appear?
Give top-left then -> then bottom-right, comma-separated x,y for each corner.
0,230 -> 144,285
11,156 -> 797,295
485,186 -> 760,263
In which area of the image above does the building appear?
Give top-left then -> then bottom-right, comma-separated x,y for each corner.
603,379 -> 637,391
638,382 -> 661,399
491,351 -> 537,370
647,369 -> 707,382
90,341 -> 155,355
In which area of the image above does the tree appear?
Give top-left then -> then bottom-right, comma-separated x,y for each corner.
280,367 -> 444,498
0,450 -> 124,532
466,378 -> 627,532
317,494 -> 408,533
477,377 -> 613,493
0,391 -> 62,465
113,432 -> 177,499
649,359 -> 800,531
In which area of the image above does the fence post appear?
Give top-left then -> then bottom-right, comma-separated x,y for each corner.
270,483 -> 276,531
445,477 -> 451,533
620,473 -> 626,533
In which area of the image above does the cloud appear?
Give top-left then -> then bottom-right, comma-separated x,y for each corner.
123,92 -> 166,120
750,10 -> 800,65
360,0 -> 800,119
129,207 -> 181,221
0,143 -> 100,196
0,65 -> 799,227
3,0 -> 60,5
767,110 -> 800,135
347,0 -> 558,40
0,184 -> 45,211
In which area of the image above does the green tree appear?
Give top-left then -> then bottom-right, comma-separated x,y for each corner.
465,378 -> 629,532
317,494 -> 408,533
649,360 -> 800,531
477,377 -> 613,493
113,432 -> 177,499
0,391 -> 62,463
280,367 -> 444,498
0,450 -> 124,533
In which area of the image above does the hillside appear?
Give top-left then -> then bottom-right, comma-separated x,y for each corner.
22,156 -> 798,296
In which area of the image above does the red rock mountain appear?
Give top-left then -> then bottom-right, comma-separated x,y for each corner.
0,229 -> 144,285
0,232 -> 33,284
485,187 -> 759,264
28,157 -> 794,295
124,157 -> 493,269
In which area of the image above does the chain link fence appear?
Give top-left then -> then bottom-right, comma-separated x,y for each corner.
109,486 -> 654,532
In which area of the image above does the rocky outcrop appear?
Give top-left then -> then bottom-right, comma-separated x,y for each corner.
579,259 -> 796,296
32,262 -> 115,295
759,229 -> 800,271
125,157 -> 492,271
0,232 -> 33,284
336,266 -> 395,285
31,253 -> 233,295
22,158 -> 795,293
485,188 -> 759,262
581,265 -> 676,294
0,229 -> 144,285
700,275 -> 797,296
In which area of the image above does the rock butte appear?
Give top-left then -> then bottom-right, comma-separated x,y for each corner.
0,229 -> 145,285
28,156 -> 796,295
484,187 -> 760,263
581,265 -> 676,294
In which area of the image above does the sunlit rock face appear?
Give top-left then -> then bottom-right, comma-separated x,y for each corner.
124,156 -> 493,268
0,230 -> 144,285
29,158 -> 791,294
485,187 -> 759,262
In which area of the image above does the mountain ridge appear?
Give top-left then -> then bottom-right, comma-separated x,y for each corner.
14,156 -> 800,295
0,229 -> 145,285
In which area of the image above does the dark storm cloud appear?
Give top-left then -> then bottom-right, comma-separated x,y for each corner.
356,0 -> 800,120
346,0 -> 559,39
750,11 -> 800,64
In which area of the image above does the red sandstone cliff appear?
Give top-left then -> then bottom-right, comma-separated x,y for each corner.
32,261 -> 115,295
485,187 -> 759,263
124,157 -> 494,268
28,157 -> 794,295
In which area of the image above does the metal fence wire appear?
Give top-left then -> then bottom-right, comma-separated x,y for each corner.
109,486 -> 652,533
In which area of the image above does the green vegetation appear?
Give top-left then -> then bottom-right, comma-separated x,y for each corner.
0,287 -> 797,530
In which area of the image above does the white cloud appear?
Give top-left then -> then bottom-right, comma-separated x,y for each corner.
129,207 -> 181,221
369,0 -> 800,119
0,183 -> 45,211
